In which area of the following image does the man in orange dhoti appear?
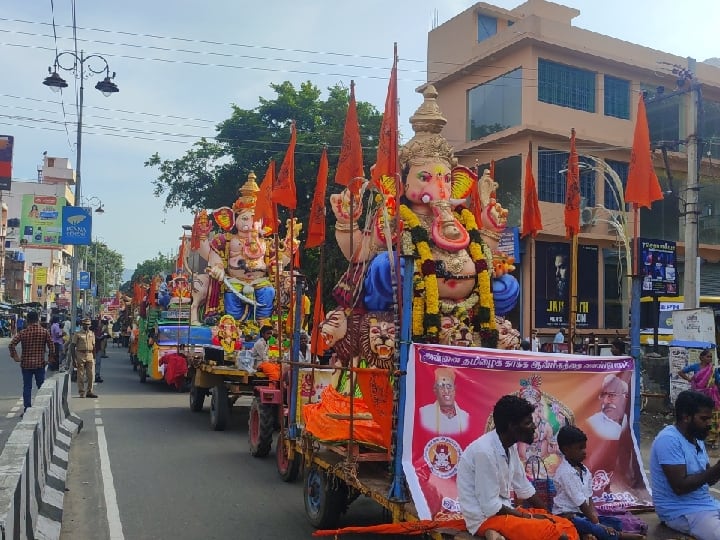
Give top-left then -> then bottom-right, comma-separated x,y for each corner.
457,395 -> 579,540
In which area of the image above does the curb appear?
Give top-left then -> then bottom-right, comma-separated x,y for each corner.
0,372 -> 82,540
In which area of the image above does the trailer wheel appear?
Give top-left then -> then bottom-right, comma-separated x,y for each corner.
210,384 -> 229,431
189,382 -> 205,412
304,465 -> 348,529
139,365 -> 147,383
276,430 -> 301,482
248,396 -> 274,457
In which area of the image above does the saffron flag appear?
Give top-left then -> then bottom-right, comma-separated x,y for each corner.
306,147 -> 329,248
310,281 -> 326,357
176,236 -> 186,272
521,141 -> 543,238
355,368 -> 393,450
335,81 -> 364,186
254,160 -> 278,234
625,94 -> 664,209
565,128 -> 581,238
272,122 -> 297,210
370,49 -> 398,190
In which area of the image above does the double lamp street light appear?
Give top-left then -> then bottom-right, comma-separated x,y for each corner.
42,50 -> 118,325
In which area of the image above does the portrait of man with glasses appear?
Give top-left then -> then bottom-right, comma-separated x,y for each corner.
419,367 -> 470,435
586,374 -> 629,440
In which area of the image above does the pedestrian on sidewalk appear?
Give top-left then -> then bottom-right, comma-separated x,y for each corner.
50,316 -> 64,371
8,310 -> 55,412
70,317 -> 98,398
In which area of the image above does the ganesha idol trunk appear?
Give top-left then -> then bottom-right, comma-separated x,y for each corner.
429,200 -> 469,252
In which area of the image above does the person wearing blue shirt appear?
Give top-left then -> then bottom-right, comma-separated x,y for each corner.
650,390 -> 720,539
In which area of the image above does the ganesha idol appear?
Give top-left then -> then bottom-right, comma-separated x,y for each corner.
185,172 -> 300,325
329,85 -> 519,346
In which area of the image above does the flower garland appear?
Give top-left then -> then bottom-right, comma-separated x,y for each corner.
399,204 -> 498,340
457,208 -> 496,331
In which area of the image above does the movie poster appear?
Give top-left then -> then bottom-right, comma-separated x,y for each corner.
639,238 -> 678,296
402,344 -> 652,520
535,241 -> 598,328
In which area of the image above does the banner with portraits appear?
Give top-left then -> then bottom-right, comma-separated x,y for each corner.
534,241 -> 598,328
402,344 -> 651,521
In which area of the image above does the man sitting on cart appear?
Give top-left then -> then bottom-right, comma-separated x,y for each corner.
457,394 -> 578,540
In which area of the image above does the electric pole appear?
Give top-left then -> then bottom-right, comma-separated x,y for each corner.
683,57 -> 700,309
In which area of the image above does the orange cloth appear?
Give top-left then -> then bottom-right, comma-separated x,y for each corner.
271,122 -> 297,210
334,81 -> 364,186
306,147 -> 328,248
258,361 -> 281,381
625,94 -> 664,209
521,141 -> 543,238
478,508 -> 579,540
302,385 -> 385,448
254,161 -> 278,233
564,128 -> 580,238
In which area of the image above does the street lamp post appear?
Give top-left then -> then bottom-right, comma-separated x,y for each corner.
42,51 -> 118,328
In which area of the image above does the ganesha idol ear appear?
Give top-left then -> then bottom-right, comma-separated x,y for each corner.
450,165 -> 477,201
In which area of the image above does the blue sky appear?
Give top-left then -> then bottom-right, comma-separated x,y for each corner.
1,0 -> 718,273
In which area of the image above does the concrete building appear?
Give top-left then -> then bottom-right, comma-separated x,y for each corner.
4,156 -> 76,311
427,0 -> 720,345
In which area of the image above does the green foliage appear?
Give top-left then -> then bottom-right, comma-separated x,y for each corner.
82,241 -> 124,300
146,80 -> 383,303
130,252 -> 176,284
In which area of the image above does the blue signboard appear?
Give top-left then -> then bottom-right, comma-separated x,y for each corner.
498,226 -> 520,264
60,206 -> 92,245
78,271 -> 91,290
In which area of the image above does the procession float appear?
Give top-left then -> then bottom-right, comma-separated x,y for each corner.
271,84 -> 652,538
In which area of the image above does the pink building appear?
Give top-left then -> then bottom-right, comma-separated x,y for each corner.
427,0 -> 720,345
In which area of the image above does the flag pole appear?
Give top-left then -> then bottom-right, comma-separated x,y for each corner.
569,233 -> 579,353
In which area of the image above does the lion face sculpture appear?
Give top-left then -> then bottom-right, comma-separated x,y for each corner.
319,308 -> 348,348
439,315 -> 474,347
360,312 -> 396,370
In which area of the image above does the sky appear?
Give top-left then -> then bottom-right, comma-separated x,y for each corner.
1,0 -> 719,274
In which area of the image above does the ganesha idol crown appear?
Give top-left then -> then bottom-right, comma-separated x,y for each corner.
399,85 -> 457,171
232,171 -> 260,211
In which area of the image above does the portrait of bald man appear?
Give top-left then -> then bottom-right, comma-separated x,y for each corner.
419,367 -> 470,435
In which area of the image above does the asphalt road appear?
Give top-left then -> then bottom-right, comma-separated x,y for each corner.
59,344 -> 385,540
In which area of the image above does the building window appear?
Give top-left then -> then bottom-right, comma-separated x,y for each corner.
642,83 -> 683,150
537,147 -> 595,205
477,14 -> 497,42
467,68 -> 522,140
604,159 -> 628,210
538,59 -> 596,113
604,76 -> 630,119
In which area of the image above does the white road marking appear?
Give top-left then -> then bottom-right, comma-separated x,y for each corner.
95,418 -> 103,425
10,406 -> 20,412
97,424 -> 125,540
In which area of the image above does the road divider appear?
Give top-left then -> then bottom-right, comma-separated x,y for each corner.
0,372 -> 82,539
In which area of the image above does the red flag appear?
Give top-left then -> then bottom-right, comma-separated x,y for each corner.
310,281 -> 326,357
335,81 -> 364,186
254,161 -> 278,234
176,236 -> 186,272
370,48 -> 398,190
272,122 -> 297,209
521,142 -> 543,238
626,94 -> 663,209
355,368 -> 393,450
306,148 -> 329,248
565,128 -> 581,238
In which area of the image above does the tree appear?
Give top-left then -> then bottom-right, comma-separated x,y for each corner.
83,241 -> 124,300
129,252 -> 176,284
145,81 -> 383,301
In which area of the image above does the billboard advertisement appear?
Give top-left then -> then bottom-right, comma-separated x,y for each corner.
534,241 -> 598,328
19,194 -> 65,248
0,135 -> 13,190
78,271 -> 91,290
60,206 -> 92,245
403,344 -> 651,521
640,238 -> 678,296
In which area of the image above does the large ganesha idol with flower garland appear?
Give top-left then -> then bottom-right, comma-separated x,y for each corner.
328,85 -> 520,352
185,172 -> 301,327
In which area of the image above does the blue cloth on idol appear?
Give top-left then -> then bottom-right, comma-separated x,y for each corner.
157,283 -> 171,309
224,285 -> 275,321
492,273 -> 520,316
363,253 -> 404,312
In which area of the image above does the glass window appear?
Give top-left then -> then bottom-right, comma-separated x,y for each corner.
477,155 -> 522,227
537,148 -> 595,205
604,76 -> 630,119
704,100 -> 720,160
538,59 -> 596,113
467,68 -> 522,140
604,159 -> 628,211
477,14 -> 497,42
603,248 -> 624,329
642,84 -> 683,150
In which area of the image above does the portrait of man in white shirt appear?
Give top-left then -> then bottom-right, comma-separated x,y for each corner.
585,374 -> 629,440
418,367 -> 469,435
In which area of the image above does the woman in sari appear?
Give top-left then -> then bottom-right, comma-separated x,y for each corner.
679,348 -> 720,447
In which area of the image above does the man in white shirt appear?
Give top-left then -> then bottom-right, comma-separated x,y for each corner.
457,394 -> 578,539
418,367 -> 470,435
585,374 -> 629,440
553,328 -> 566,353
251,325 -> 273,367
531,329 -> 540,353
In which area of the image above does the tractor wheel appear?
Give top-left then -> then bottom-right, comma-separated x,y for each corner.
210,384 -> 229,431
303,465 -> 348,529
276,429 -> 301,482
248,396 -> 274,457
189,382 -> 205,412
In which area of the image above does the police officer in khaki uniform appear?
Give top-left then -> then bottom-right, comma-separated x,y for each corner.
70,317 -> 98,398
